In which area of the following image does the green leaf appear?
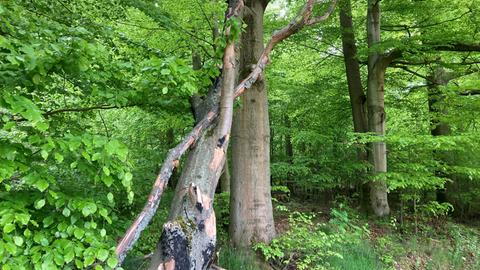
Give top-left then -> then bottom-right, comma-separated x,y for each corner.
24,228 -> 32,238
54,251 -> 64,266
100,228 -> 106,237
3,223 -> 15,234
34,199 -> 46,209
97,249 -> 109,261
34,179 -> 49,192
161,69 -> 171,75
15,213 -> 30,225
105,140 -> 121,156
102,175 -> 113,187
54,153 -> 64,163
82,203 -> 97,217
13,236 -> 23,246
102,166 -> 110,176
64,249 -> 75,263
162,87 -> 168,94
73,227 -> 84,239
35,121 -> 49,131
84,255 -> 95,266
107,192 -> 114,202
41,150 -> 49,160
62,208 -> 71,217
128,191 -> 134,203
75,259 -> 83,268
107,257 -> 118,268
43,216 -> 54,228
5,242 -> 17,255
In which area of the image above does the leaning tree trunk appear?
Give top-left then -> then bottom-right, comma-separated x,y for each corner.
114,1 -> 338,267
148,2 -> 240,267
366,0 -> 390,217
230,0 -> 276,246
148,84 -> 222,270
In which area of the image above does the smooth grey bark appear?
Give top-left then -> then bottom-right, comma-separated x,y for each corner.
230,0 -> 276,246
366,0 -> 390,217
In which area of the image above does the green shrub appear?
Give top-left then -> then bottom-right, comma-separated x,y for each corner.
254,209 -> 369,270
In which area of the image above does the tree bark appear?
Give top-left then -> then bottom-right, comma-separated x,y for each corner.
340,0 -> 368,136
230,0 -> 276,247
339,0 -> 369,207
115,0 -> 338,266
148,2 -> 241,268
366,0 -> 390,217
220,158 -> 231,193
427,67 -> 452,203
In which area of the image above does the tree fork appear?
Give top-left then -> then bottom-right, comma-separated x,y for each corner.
115,0 -> 338,267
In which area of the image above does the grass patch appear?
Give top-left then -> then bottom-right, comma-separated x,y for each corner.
328,242 -> 383,270
217,245 -> 263,270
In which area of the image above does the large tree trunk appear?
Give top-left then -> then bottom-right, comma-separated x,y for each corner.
115,1 -> 338,267
366,0 -> 390,217
427,67 -> 452,203
149,2 -> 240,267
339,0 -> 370,207
149,82 -> 223,270
340,0 -> 367,136
230,0 -> 276,246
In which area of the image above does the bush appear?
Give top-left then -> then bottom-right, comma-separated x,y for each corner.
254,209 -> 369,270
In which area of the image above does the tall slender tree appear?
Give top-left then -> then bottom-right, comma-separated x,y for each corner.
366,0 -> 392,216
230,0 -> 276,246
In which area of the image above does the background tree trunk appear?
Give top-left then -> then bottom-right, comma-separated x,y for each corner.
366,0 -> 390,217
220,158 -> 231,193
339,0 -> 370,208
427,67 -> 452,203
230,0 -> 276,246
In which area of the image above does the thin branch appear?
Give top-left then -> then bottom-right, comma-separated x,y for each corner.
391,64 -> 431,81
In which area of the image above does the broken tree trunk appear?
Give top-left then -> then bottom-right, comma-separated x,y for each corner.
115,0 -> 338,268
148,2 -> 240,268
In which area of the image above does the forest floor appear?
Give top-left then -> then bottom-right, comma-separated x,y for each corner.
125,191 -> 480,270
217,196 -> 480,270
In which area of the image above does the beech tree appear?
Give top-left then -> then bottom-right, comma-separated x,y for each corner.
230,0 -> 276,247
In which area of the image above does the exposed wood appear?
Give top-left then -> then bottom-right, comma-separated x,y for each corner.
115,0 -> 338,266
148,2 -> 241,268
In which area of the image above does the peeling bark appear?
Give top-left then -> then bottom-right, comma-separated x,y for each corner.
115,0 -> 338,267
149,2 -> 240,268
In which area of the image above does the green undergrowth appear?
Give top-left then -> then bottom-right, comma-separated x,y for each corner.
217,246 -> 263,270
373,222 -> 480,270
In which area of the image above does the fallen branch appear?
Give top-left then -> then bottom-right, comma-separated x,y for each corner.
114,0 -> 338,266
